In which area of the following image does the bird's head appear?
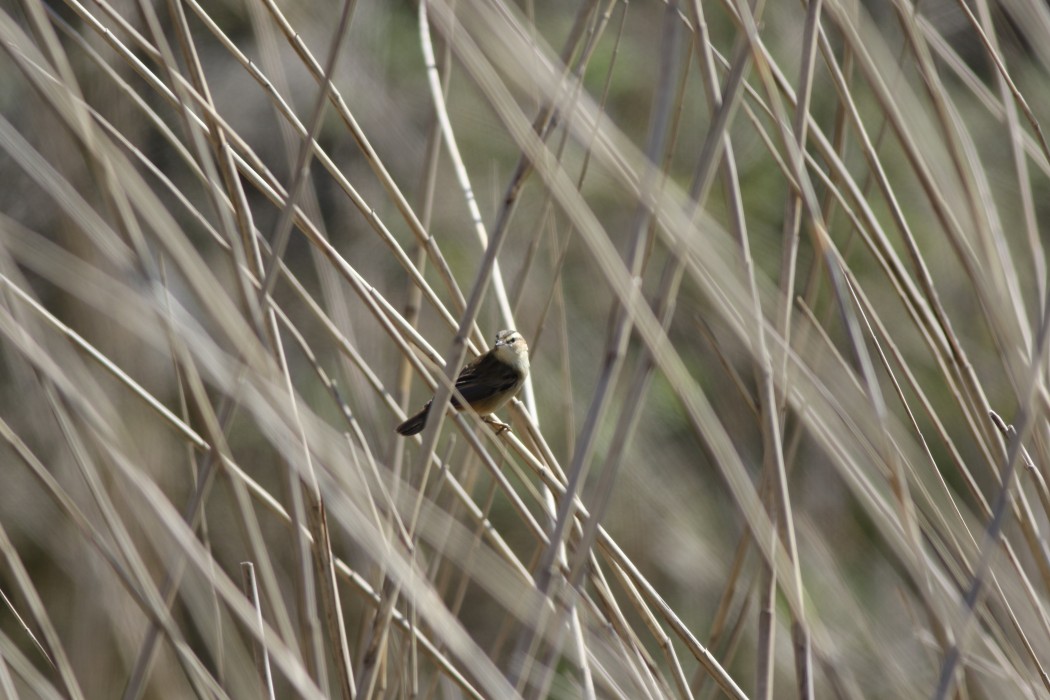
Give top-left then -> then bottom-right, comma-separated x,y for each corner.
492,329 -> 529,369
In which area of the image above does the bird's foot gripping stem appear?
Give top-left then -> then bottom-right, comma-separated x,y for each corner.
483,416 -> 512,434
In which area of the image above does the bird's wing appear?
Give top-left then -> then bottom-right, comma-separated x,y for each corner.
454,353 -> 520,405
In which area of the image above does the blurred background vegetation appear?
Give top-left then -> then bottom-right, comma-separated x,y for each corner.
2,0 -> 1050,698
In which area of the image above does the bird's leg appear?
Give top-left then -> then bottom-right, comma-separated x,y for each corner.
482,415 -> 512,434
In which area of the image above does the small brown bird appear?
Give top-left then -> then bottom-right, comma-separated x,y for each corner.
396,330 -> 530,436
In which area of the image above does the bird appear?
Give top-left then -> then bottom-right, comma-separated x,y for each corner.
396,330 -> 530,436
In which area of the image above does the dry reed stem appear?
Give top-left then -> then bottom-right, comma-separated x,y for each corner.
4,0 -> 1050,697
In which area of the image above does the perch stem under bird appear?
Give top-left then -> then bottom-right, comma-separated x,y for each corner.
396,330 -> 530,436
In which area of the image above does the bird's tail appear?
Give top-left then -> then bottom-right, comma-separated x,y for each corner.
396,403 -> 431,436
